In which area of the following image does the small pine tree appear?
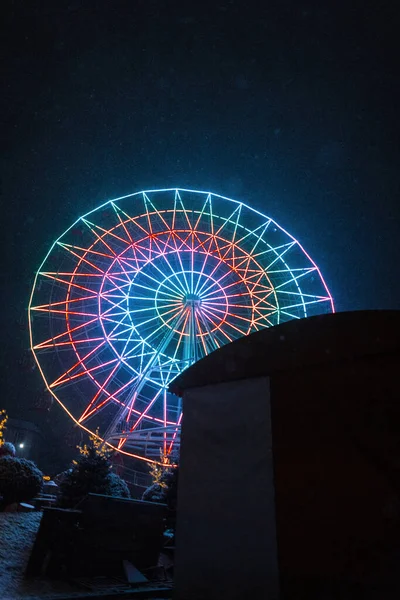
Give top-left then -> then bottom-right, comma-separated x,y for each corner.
142,450 -> 177,505
58,429 -> 130,508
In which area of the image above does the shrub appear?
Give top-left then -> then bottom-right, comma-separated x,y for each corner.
107,472 -> 130,498
0,442 -> 16,457
142,482 -> 167,503
0,456 -> 43,507
142,465 -> 179,509
57,447 -> 131,508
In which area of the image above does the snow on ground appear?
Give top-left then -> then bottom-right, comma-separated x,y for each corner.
0,511 -> 172,599
0,512 -> 42,599
0,512 -> 81,599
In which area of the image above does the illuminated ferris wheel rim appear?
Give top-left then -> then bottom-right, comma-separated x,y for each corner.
28,188 -> 334,465
36,187 -> 332,303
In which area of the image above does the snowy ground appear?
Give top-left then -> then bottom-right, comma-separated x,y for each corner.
0,511 -> 79,599
0,512 -> 172,599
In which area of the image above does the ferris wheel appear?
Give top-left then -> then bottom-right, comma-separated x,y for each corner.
29,188 -> 334,463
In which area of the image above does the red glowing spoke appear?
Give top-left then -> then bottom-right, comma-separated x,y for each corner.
168,412 -> 183,455
39,273 -> 96,294
111,203 -> 134,244
58,242 -> 114,266
203,303 -> 254,327
79,362 -> 132,423
127,388 -> 164,433
111,204 -> 150,238
33,317 -> 99,349
33,337 -> 105,350
33,307 -> 98,317
30,294 -> 98,311
49,341 -> 106,387
80,220 -> 119,257
198,307 -> 233,342
51,357 -> 118,389
40,272 -> 104,278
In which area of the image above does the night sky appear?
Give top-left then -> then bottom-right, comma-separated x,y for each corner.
1,1 -> 399,431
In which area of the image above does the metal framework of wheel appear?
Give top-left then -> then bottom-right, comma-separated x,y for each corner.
29,188 -> 334,464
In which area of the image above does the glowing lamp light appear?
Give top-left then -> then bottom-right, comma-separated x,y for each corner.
19,443 -> 24,449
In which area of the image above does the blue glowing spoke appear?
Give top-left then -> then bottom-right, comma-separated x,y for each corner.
156,252 -> 188,296
283,297 -> 332,310
252,241 -> 295,265
162,311 -> 190,384
141,310 -> 184,345
253,313 -> 276,327
214,203 -> 242,240
193,193 -> 212,232
276,290 -> 331,300
268,267 -> 316,274
190,235 -> 195,293
234,218 -> 272,250
193,246 -> 216,295
118,322 -> 139,358
102,319 -> 132,339
169,236 -> 191,294
137,305 -> 182,332
142,256 -> 188,297
175,190 -> 193,231
124,339 -> 152,359
131,301 -> 181,314
280,310 -> 301,320
99,295 -> 128,315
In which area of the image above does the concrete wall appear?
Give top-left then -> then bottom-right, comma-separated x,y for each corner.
174,376 -> 279,600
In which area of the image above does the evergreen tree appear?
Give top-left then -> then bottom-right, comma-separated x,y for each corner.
58,430 -> 130,508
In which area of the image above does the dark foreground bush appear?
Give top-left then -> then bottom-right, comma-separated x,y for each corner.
0,456 -> 43,508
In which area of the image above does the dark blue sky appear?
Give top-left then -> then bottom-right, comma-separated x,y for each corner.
1,1 -> 399,419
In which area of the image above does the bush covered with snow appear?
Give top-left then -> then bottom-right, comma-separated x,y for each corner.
107,471 -> 130,498
142,465 -> 178,509
57,447 -> 130,508
0,456 -> 43,508
0,442 -> 16,457
142,482 -> 167,503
